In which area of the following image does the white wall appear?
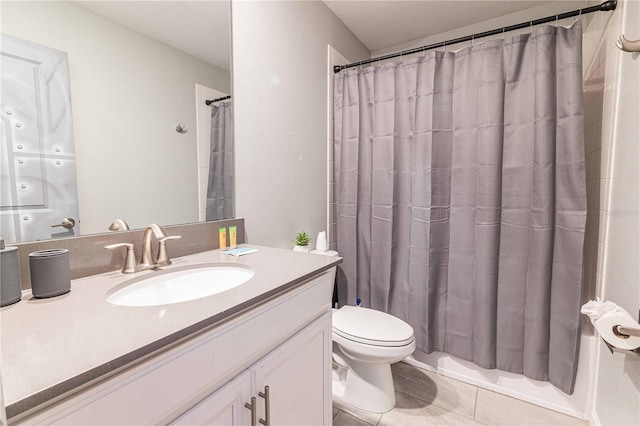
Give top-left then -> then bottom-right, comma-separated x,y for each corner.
231,0 -> 369,248
2,1 -> 230,234
586,0 -> 640,424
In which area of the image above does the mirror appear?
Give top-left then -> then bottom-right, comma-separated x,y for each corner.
0,0 -> 232,244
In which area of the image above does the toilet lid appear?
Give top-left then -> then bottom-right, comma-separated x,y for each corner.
332,306 -> 415,347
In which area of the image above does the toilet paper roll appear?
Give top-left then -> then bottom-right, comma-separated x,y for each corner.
594,310 -> 640,350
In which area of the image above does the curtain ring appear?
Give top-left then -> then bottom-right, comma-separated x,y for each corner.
529,21 -> 533,34
502,27 -> 505,41
555,14 -> 559,28
443,41 -> 447,52
471,34 -> 474,46
574,9 -> 582,23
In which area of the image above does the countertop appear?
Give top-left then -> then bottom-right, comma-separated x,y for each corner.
1,245 -> 341,420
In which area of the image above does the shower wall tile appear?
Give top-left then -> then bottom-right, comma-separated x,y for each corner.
600,146 -> 613,179
584,121 -> 602,154
329,202 -> 336,224
328,223 -> 337,251
327,45 -> 351,249
580,1 -> 622,305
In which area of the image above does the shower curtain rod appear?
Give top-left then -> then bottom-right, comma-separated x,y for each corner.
334,0 -> 617,73
205,95 -> 231,105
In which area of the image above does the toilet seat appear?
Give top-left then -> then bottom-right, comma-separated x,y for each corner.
332,306 -> 414,347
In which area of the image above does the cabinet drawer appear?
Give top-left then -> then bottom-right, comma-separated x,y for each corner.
21,270 -> 334,425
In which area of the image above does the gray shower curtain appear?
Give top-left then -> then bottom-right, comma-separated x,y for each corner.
334,22 -> 586,394
206,101 -> 234,221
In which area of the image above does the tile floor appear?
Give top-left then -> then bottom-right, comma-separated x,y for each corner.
332,362 -> 587,426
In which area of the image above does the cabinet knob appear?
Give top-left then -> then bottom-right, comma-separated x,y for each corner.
245,396 -> 257,426
259,386 -> 270,426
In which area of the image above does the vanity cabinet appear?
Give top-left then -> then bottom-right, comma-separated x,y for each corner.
17,270 -> 334,425
252,313 -> 329,425
172,371 -> 252,426
173,314 -> 330,426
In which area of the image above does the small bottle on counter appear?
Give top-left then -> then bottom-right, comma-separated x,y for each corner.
1,237 -> 22,307
219,227 -> 227,249
229,226 -> 237,247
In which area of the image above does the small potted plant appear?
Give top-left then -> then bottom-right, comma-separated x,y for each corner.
293,230 -> 311,253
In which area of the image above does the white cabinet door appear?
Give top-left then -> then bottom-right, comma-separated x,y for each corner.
171,371 -> 251,426
252,312 -> 332,426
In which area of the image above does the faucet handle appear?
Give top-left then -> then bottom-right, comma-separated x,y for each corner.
156,235 -> 182,267
105,243 -> 138,274
158,235 -> 182,243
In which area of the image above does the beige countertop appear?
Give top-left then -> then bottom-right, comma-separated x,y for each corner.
1,245 -> 341,420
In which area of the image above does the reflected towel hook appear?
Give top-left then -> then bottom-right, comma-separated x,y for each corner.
616,35 -> 640,52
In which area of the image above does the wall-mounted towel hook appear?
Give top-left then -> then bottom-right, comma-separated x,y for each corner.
175,124 -> 187,134
616,35 -> 640,52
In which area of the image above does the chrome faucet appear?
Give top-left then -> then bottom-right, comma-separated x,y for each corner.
105,224 -> 181,274
140,224 -> 167,267
108,218 -> 130,231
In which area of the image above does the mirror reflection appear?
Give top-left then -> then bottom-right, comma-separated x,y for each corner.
0,0 -> 232,244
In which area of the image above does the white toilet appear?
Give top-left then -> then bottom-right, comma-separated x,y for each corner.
331,305 -> 416,413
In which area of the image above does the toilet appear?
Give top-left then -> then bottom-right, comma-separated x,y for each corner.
331,305 -> 416,413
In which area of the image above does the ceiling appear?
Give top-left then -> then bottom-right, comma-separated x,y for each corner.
323,0 -> 551,52
69,1 -> 576,71
70,1 -> 231,71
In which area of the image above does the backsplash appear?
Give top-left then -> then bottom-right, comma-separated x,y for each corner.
14,219 -> 245,290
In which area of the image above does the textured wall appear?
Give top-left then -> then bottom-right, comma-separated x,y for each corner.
231,1 -> 369,248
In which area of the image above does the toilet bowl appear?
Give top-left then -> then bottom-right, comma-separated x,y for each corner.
332,305 -> 415,413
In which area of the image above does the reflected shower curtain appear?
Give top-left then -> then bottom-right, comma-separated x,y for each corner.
206,101 -> 234,220
334,23 -> 587,394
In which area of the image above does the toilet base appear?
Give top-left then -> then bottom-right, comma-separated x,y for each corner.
331,356 -> 396,413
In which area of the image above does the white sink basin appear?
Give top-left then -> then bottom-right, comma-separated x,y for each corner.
106,264 -> 254,307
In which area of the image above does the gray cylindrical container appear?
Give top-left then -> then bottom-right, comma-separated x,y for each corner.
1,238 -> 22,307
29,249 -> 71,298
